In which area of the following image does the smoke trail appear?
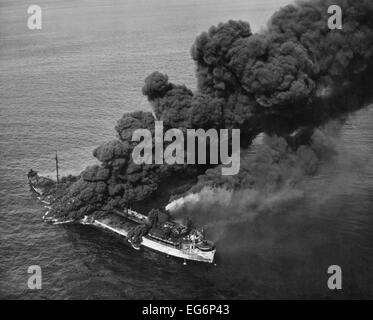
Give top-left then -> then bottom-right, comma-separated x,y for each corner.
167,186 -> 304,242
166,126 -> 339,241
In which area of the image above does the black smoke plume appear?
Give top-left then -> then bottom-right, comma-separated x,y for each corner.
49,0 -> 373,221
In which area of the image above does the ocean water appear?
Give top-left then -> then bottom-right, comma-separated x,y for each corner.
0,0 -> 372,299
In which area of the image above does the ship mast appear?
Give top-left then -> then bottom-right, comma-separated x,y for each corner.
55,151 -> 60,184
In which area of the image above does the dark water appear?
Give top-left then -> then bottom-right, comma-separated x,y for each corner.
1,0 -> 372,299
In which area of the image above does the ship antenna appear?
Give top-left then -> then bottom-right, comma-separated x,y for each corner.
55,151 -> 60,185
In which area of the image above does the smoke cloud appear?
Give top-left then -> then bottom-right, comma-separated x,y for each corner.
49,0 -> 373,223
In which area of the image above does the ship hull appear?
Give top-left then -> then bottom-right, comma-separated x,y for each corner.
93,219 -> 215,264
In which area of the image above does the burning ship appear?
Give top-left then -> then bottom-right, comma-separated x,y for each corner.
92,209 -> 216,264
27,165 -> 216,264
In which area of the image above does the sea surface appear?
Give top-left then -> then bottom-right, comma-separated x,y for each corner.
0,0 -> 372,299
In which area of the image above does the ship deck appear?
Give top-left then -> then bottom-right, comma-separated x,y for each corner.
91,214 -> 215,264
